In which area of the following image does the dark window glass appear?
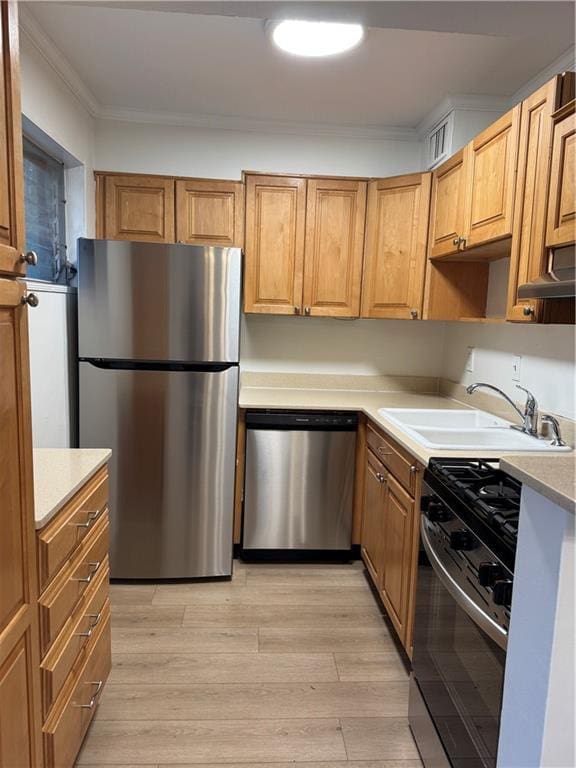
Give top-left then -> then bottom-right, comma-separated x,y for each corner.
23,138 -> 67,283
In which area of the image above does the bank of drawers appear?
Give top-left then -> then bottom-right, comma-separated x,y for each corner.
36,465 -> 111,768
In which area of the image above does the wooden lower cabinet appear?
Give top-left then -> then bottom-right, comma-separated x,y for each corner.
0,278 -> 43,767
36,465 -> 111,768
360,421 -> 422,656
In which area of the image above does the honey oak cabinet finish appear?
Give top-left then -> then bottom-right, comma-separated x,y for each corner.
546,101 -> 576,249
507,77 -> 571,322
303,178 -> 367,317
380,474 -> 416,643
361,173 -> 431,320
0,1 -> 25,276
464,105 -> 520,250
0,278 -> 43,768
360,420 -> 422,656
176,179 -> 244,246
101,174 -> 175,242
360,450 -> 387,587
428,150 -> 469,259
244,174 -> 306,314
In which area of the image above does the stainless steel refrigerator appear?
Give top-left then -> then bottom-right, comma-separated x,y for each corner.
77,239 -> 241,579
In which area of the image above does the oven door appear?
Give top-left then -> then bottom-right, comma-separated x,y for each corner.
410,502 -> 506,767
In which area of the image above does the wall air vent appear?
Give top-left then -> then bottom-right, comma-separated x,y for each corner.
426,114 -> 454,170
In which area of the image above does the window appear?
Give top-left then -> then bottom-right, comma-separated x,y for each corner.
23,137 -> 68,283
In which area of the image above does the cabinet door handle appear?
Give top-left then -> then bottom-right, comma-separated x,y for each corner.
459,236 -> 467,249
73,680 -> 104,709
523,306 -> 535,317
294,306 -> 301,315
75,609 -> 104,639
21,250 -> 38,266
410,464 -> 419,475
453,237 -> 460,246
21,292 -> 39,308
70,509 -> 102,529
376,472 -> 386,483
303,306 -> 311,315
410,309 -> 418,319
72,561 -> 101,584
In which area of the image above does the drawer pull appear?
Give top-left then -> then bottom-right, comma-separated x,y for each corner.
73,680 -> 103,709
75,610 -> 104,639
72,561 -> 102,584
410,464 -> 419,474
377,446 -> 393,456
70,509 -> 102,529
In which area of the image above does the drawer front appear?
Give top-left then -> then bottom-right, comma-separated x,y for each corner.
41,563 -> 110,719
39,514 -> 109,656
38,468 -> 109,592
43,606 -> 111,768
366,423 -> 419,495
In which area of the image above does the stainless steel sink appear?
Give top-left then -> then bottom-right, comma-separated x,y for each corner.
378,408 -> 571,452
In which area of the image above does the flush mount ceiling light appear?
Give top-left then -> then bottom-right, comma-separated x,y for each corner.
269,20 -> 364,57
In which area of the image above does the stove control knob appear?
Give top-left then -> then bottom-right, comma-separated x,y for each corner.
450,530 -> 475,551
427,502 -> 452,523
478,562 -> 503,587
492,579 -> 513,607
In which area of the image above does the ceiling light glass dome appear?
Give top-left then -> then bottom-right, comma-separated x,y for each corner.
270,20 -> 365,57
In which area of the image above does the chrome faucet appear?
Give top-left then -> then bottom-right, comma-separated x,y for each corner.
466,383 -> 539,436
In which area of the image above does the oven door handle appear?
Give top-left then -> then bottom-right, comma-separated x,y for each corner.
420,518 -> 508,651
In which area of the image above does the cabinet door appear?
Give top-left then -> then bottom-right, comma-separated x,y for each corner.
0,2 -> 25,276
507,79 -> 562,322
102,175 -> 175,242
546,105 -> 576,249
303,179 -> 366,317
380,473 -> 415,645
464,106 -> 520,249
428,150 -> 468,258
175,179 -> 244,246
244,175 -> 306,314
0,279 -> 43,767
361,174 -> 431,319
360,451 -> 386,587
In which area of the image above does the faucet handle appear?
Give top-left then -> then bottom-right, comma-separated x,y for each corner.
541,415 -> 567,447
515,385 -> 537,414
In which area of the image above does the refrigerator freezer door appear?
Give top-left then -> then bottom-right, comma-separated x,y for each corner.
78,239 -> 241,363
79,362 -> 238,578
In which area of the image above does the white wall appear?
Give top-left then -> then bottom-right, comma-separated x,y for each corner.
95,119 -> 422,179
241,315 -> 446,377
442,321 -> 576,419
19,33 -> 95,448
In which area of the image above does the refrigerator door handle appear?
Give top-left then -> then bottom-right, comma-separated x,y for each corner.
79,358 -> 238,373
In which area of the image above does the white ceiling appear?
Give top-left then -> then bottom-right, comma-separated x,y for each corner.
26,2 -> 575,130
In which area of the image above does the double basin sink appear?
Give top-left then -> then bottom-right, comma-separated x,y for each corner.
378,408 -> 571,452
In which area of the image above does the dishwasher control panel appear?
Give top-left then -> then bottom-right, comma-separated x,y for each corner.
246,410 -> 358,430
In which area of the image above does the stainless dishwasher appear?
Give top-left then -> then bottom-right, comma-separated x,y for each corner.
243,410 -> 357,552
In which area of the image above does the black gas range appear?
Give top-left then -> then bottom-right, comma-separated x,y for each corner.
409,458 -> 522,768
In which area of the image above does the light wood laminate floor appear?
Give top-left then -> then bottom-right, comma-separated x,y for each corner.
76,561 -> 422,767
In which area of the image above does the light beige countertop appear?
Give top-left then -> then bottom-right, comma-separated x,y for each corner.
239,373 -> 573,467
501,455 -> 576,514
33,448 -> 112,530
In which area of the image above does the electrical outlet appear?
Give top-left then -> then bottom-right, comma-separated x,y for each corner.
512,355 -> 522,382
465,347 -> 475,373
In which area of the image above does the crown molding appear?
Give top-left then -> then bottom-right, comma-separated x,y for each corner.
19,5 -> 101,117
96,105 -> 419,141
417,93 -> 510,138
509,46 -> 575,106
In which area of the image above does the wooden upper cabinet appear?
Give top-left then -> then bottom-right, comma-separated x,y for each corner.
546,101 -> 576,249
244,174 -> 306,314
100,174 -> 175,242
0,278 -> 43,767
175,179 -> 244,246
507,77 -> 570,322
0,2 -> 25,276
361,173 -> 431,320
464,105 -> 520,250
428,150 -> 469,258
303,178 -> 367,317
